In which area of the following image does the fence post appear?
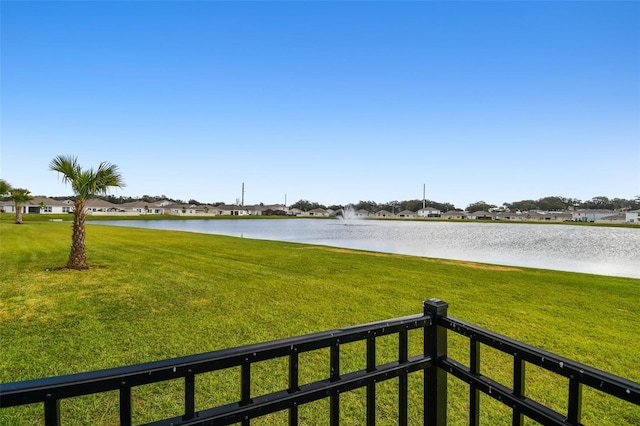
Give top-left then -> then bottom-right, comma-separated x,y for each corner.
424,298 -> 448,426
44,394 -> 60,426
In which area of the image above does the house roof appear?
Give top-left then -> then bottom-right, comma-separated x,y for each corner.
215,204 -> 247,211
119,200 -> 153,208
163,203 -> 185,209
30,196 -> 68,206
85,198 -> 120,208
184,204 -> 213,211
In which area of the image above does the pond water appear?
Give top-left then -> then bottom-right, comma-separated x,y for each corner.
93,219 -> 640,279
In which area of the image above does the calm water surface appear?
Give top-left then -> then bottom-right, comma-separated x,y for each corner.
94,219 -> 640,279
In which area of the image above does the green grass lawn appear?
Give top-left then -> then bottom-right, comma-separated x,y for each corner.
1,217 -> 638,425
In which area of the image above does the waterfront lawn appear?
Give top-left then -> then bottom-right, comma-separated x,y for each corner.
1,219 -> 638,425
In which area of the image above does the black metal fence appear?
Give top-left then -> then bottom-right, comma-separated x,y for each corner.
1,299 -> 639,425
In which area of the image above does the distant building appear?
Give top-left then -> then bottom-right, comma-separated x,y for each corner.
85,198 -> 122,213
303,208 -> 330,217
417,207 -> 441,218
496,212 -> 526,221
119,200 -> 167,215
396,210 -> 416,218
441,210 -> 467,220
468,211 -> 497,220
572,209 -> 617,222
374,210 -> 393,218
625,210 -> 639,223
212,205 -> 250,216
1,197 -> 70,214
596,214 -> 626,224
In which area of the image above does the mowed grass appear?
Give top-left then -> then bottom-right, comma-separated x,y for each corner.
1,217 -> 639,425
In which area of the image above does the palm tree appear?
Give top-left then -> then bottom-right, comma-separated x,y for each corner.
8,188 -> 34,224
0,179 -> 10,213
0,179 -> 10,197
49,155 -> 125,269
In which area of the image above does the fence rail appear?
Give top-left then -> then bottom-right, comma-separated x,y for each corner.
438,315 -> 640,425
1,299 -> 638,425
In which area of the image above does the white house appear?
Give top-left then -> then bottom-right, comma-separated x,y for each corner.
1,197 -> 71,214
396,210 -> 416,218
572,209 -> 617,222
538,212 -> 573,222
596,214 -> 626,224
497,211 -> 571,222
625,209 -> 640,224
85,198 -> 123,214
214,205 -> 250,216
374,210 -> 393,218
441,210 -> 467,220
263,204 -> 289,215
119,200 -> 167,215
304,208 -> 330,217
496,211 -> 526,221
417,206 -> 441,218
468,211 -> 497,220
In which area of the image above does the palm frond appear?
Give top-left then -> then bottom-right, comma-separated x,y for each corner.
95,161 -> 125,194
49,155 -> 81,186
8,188 -> 34,203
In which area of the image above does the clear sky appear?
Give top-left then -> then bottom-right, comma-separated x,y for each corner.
1,1 -> 639,209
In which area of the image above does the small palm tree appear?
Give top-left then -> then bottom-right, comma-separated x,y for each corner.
0,179 -> 10,213
0,179 -> 10,197
50,155 -> 125,269
8,188 -> 34,224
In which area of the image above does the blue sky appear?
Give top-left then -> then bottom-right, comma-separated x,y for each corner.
2,1 -> 638,209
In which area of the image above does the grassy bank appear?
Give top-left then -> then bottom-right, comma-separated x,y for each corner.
1,218 -> 638,424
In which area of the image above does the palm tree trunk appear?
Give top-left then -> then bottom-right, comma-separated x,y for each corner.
15,203 -> 23,224
67,200 -> 88,269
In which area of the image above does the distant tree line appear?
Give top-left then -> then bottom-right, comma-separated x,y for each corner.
502,195 -> 639,212
290,195 -> 640,213
289,199 -> 456,213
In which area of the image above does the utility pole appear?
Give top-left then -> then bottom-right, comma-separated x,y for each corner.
241,182 -> 245,206
423,183 -> 426,209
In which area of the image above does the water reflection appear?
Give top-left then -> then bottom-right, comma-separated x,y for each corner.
94,219 -> 640,279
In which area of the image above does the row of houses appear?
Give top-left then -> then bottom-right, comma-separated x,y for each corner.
2,197 -> 639,224
0,197 -> 288,217
230,204 -> 637,223
323,207 -> 638,223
